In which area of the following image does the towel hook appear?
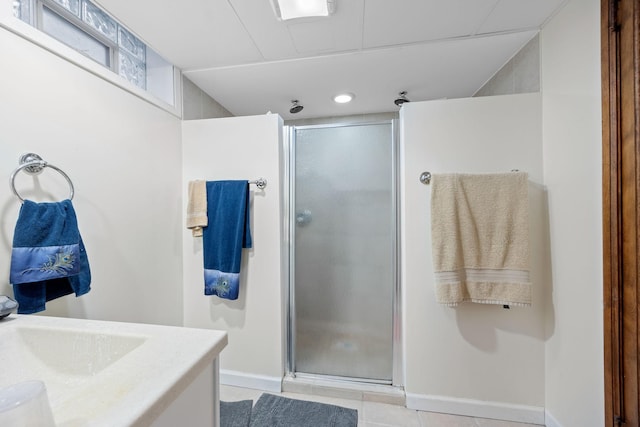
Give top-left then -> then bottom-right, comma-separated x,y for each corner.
419,171 -> 431,185
9,153 -> 75,202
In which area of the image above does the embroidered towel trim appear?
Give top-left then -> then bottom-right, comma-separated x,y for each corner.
430,172 -> 530,307
9,199 -> 91,314
187,180 -> 208,237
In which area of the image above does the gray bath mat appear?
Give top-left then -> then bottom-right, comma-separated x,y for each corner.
249,393 -> 358,427
221,400 -> 253,427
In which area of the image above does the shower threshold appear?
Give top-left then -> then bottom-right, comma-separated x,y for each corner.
282,373 -> 405,406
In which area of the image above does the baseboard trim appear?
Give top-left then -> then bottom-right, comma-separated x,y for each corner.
220,369 -> 282,393
544,410 -> 563,427
405,393 -> 545,425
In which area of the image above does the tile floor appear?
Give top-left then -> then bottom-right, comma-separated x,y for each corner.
220,385 -> 545,427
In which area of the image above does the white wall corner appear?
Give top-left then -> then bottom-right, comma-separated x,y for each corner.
220,369 -> 282,393
544,410 -> 564,427
405,393 -> 545,425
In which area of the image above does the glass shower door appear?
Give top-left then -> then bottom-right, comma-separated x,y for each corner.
291,121 -> 396,382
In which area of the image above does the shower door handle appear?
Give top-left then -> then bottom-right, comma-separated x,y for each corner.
296,210 -> 312,226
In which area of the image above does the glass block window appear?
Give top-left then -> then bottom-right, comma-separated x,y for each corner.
119,51 -> 145,88
51,0 -> 79,17
13,0 -> 31,22
118,27 -> 144,61
42,5 -> 110,67
81,0 -> 116,42
13,0 -> 175,105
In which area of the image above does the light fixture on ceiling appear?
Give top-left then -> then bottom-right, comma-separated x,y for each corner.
271,0 -> 336,21
290,100 -> 304,114
333,93 -> 354,104
394,91 -> 410,106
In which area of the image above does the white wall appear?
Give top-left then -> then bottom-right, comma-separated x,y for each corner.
475,34 -> 540,97
0,0 -> 604,421
182,76 -> 233,120
401,93 -> 548,424
182,114 -> 284,388
541,0 -> 603,426
0,27 -> 184,325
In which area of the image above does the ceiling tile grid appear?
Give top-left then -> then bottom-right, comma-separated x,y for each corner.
92,0 -> 566,119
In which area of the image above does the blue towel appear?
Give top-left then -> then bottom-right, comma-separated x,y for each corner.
9,200 -> 91,314
203,181 -> 252,300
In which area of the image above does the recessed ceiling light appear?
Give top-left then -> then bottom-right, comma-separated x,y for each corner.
334,93 -> 354,104
271,0 -> 336,21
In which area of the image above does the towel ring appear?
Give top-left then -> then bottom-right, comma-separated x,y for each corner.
9,153 -> 75,202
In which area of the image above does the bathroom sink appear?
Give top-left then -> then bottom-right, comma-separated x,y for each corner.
0,315 -> 228,426
15,325 -> 146,376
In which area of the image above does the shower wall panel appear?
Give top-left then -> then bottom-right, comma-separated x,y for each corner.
182,114 -> 284,388
401,93 -> 546,420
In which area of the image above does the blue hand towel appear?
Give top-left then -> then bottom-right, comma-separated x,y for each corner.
203,181 -> 252,300
9,200 -> 91,314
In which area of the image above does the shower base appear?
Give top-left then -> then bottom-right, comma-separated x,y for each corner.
294,319 -> 393,378
282,374 -> 405,406
287,320 -> 403,406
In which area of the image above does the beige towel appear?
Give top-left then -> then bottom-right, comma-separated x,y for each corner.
187,180 -> 208,237
430,172 -> 530,307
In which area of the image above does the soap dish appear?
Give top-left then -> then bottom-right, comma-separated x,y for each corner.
0,296 -> 18,319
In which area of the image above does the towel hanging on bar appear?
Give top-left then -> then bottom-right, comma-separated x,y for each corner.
430,172 -> 531,307
202,181 -> 252,300
187,180 -> 208,237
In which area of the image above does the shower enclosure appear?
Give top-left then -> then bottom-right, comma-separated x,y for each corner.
285,120 -> 400,385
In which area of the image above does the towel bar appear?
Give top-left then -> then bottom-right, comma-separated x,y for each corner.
249,177 -> 267,190
9,153 -> 75,202
420,170 -> 521,185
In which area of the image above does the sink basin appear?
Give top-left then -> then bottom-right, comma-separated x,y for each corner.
15,325 -> 146,377
0,315 -> 228,426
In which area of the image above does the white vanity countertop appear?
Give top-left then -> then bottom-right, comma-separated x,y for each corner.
0,315 -> 228,426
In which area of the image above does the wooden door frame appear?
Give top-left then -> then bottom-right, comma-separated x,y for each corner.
602,0 -> 639,425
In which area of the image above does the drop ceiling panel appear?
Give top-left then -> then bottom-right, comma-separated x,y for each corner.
287,0 -> 364,54
230,0 -> 365,59
363,0 -> 499,48
226,0 -> 298,60
478,0 -> 567,33
93,0 -> 564,119
184,30 -> 536,120
94,0 -> 263,69
287,21 -> 339,54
